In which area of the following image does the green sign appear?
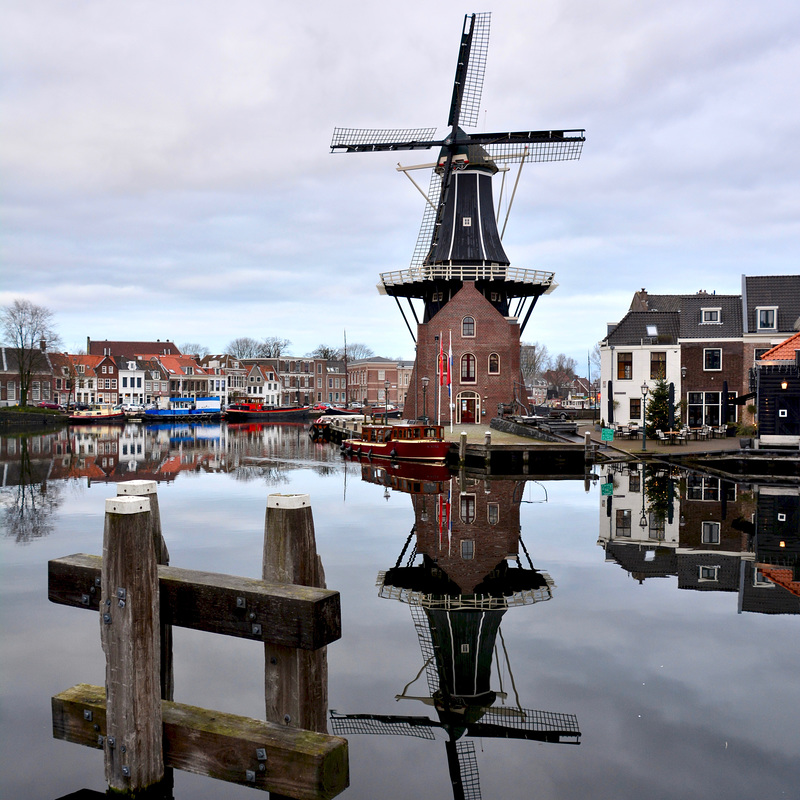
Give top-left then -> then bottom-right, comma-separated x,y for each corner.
601,482 -> 614,496
600,427 -> 614,442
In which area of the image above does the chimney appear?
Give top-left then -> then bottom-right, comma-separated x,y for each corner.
39,339 -> 46,351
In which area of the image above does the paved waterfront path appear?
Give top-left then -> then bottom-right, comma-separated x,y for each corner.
440,420 -> 743,456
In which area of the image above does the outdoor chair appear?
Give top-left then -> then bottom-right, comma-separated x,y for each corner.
656,429 -> 669,444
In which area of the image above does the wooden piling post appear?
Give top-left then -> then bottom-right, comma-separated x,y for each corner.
117,480 -> 173,701
100,495 -> 164,792
263,494 -> 328,735
459,431 -> 467,465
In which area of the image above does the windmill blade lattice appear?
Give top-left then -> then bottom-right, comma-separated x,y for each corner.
456,739 -> 482,800
331,127 -> 438,152
452,12 -> 491,129
409,170 -> 442,272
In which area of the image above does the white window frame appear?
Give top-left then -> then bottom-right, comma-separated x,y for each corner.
700,307 -> 721,324
756,306 -> 777,331
703,348 -> 722,371
701,521 -> 720,544
699,565 -> 720,582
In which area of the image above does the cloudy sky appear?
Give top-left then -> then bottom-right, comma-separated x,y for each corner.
2,0 -> 799,368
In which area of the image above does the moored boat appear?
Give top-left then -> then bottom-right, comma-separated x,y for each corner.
342,422 -> 450,462
68,405 -> 126,424
225,402 -> 312,422
144,396 -> 222,421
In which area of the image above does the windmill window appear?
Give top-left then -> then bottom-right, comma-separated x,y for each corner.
460,494 -> 476,524
460,540 -> 474,559
462,217 -> 472,227
487,503 -> 499,524
488,353 -> 500,374
462,317 -> 475,337
461,354 -> 476,383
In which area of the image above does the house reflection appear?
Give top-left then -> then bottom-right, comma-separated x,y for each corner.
333,464 -> 580,800
596,463 -> 800,614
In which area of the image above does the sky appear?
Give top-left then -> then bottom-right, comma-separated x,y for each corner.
2,0 -> 799,371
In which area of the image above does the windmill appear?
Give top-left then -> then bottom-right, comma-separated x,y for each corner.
331,12 -> 585,340
331,474 -> 580,799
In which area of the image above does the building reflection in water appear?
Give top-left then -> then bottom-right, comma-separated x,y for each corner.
332,461 -> 580,800
596,462 -> 800,614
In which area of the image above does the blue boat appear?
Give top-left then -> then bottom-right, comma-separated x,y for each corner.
143,396 -> 223,421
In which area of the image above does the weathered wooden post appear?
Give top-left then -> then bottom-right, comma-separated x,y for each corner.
117,480 -> 173,701
263,494 -> 328,736
459,431 -> 467,465
100,495 -> 164,792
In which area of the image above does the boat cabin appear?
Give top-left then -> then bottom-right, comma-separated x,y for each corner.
360,423 -> 444,444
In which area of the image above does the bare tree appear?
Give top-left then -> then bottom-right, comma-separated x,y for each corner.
545,353 -> 578,393
520,341 -> 549,385
260,336 -> 292,358
1,299 -> 62,405
308,344 -> 342,360
344,342 -> 374,362
226,337 -> 263,359
589,343 -> 601,380
180,342 -> 210,358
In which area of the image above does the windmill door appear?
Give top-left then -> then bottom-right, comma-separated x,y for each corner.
458,392 -> 479,424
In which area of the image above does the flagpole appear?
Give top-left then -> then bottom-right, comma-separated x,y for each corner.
437,331 -> 443,426
448,330 -> 453,433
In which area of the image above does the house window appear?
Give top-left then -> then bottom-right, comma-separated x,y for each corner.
701,308 -> 721,323
649,513 -> 665,541
703,349 -> 722,371
462,317 -> 475,337
754,348 -> 770,362
629,398 -> 642,420
616,509 -> 632,536
460,354 -> 476,383
650,352 -> 666,380
702,521 -> 720,544
699,566 -> 719,582
757,307 -> 777,330
488,353 -> 500,374
460,494 -> 476,524
617,353 -> 632,380
628,472 -> 641,492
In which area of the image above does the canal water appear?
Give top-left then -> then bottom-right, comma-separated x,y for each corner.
1,422 -> 797,799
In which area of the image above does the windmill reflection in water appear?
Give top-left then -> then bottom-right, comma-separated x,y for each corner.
332,462 -> 580,800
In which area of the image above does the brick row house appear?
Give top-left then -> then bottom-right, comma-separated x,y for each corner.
346,357 -> 414,409
599,275 -> 800,429
0,345 -> 55,406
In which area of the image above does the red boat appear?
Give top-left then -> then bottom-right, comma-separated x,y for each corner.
342,422 -> 450,462
357,458 -> 452,494
225,402 -> 311,422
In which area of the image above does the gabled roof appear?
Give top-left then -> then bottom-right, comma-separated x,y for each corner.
88,339 -> 181,357
678,295 -> 742,338
758,330 -> 800,361
604,311 -> 680,346
157,355 -> 209,377
743,274 -> 800,333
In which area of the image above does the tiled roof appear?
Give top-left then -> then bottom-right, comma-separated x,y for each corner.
605,311 -> 680,346
678,295 -> 742,338
743,275 -> 800,333
88,340 -> 181,357
758,330 -> 800,361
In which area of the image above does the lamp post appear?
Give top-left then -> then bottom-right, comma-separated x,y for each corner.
384,380 -> 390,423
639,462 -> 648,530
421,376 -> 429,423
641,382 -> 649,451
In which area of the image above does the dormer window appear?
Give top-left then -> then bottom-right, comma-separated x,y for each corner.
757,307 -> 777,330
701,308 -> 721,324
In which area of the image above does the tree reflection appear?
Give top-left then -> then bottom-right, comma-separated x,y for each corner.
1,437 -> 63,543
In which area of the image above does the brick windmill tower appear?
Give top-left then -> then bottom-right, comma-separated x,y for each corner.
332,13 -> 584,423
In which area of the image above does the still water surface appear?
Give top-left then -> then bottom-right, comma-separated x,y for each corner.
1,422 -> 797,799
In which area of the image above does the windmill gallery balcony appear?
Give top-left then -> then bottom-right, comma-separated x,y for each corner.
378,264 -> 558,299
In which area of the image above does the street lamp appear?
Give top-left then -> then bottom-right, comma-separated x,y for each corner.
641,382 -> 649,451
384,380 -> 390,423
639,462 -> 648,529
421,376 -> 429,423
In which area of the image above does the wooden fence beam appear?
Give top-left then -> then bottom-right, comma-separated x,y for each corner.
49,554 -> 340,650
52,684 -> 349,800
